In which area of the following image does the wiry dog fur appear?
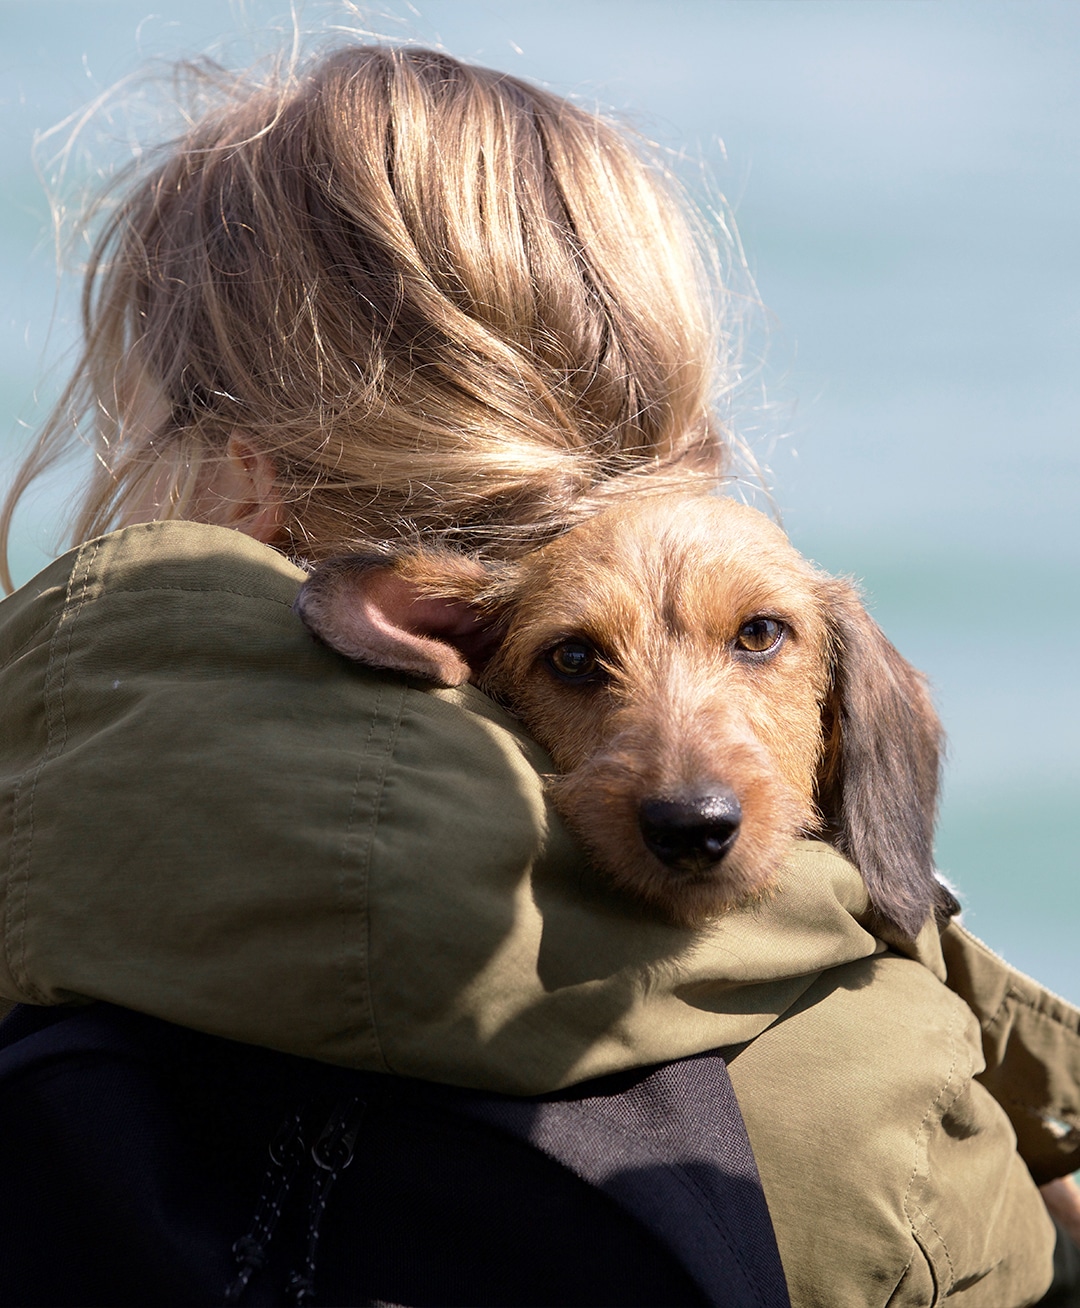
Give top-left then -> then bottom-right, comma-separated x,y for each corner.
295,494 -> 956,939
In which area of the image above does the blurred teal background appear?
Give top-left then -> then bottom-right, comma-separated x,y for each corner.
1,1 -> 1077,996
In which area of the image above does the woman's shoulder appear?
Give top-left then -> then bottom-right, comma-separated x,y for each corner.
6,515 -> 304,614
0,530 -> 910,1087
0,521 -> 566,1053
0,520 -> 306,675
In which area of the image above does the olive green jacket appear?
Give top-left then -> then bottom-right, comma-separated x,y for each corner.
2,522 -> 1080,1306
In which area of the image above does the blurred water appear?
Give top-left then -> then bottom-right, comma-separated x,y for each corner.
1,0 -> 1077,995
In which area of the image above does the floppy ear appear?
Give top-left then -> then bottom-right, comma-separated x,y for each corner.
816,579 -> 958,939
293,550 -> 504,687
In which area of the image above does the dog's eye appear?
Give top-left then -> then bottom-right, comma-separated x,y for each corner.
735,618 -> 785,655
546,640 -> 601,681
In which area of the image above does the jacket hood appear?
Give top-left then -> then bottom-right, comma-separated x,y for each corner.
0,521 -> 946,1093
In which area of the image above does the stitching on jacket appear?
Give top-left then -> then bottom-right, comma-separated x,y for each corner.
981,990 -> 1010,1035
902,997 -> 962,1299
5,538 -> 102,1002
909,1181 -> 957,1292
339,684 -> 384,1071
986,983 -> 1080,1038
359,685 -> 404,1076
100,584 -> 299,606
1,582 -> 299,675
957,924 -> 1079,1018
337,681 -> 401,1074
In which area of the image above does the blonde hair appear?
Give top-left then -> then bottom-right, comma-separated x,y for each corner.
2,43 -> 739,591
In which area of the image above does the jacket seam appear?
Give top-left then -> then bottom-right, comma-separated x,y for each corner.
902,996 -> 962,1301
338,681 -> 402,1075
984,984 -> 1080,1039
0,588 -> 298,675
5,538 -> 101,1002
339,684 -> 383,1071
954,923 -> 1079,1015
361,687 -> 404,1076
92,584 -> 298,607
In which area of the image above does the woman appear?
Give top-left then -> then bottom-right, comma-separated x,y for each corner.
1,42 -> 1077,1306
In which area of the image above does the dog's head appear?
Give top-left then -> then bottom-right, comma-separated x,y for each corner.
295,495 -> 955,938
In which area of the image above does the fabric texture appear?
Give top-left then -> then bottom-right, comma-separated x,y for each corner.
2,520 -> 1078,1306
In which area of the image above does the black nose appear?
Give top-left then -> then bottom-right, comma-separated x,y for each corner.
638,790 -> 742,872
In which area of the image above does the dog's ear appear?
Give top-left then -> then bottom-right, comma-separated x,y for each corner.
816,578 -> 958,939
293,550 -> 505,687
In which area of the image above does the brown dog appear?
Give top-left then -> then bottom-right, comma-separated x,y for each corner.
295,494 -> 956,938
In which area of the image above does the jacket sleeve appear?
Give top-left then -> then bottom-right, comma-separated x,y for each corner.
941,921 -> 1080,1184
725,948 -> 1057,1307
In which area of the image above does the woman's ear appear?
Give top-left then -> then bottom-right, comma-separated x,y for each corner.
816,578 -> 956,938
294,550 -> 506,687
221,434 -> 285,544
184,433 -> 283,543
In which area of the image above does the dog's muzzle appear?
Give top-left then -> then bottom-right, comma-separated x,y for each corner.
637,790 -> 742,873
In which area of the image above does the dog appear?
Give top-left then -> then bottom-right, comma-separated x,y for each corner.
294,493 -> 957,939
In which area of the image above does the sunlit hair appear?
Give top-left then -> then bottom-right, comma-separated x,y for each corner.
1,43 -> 744,591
